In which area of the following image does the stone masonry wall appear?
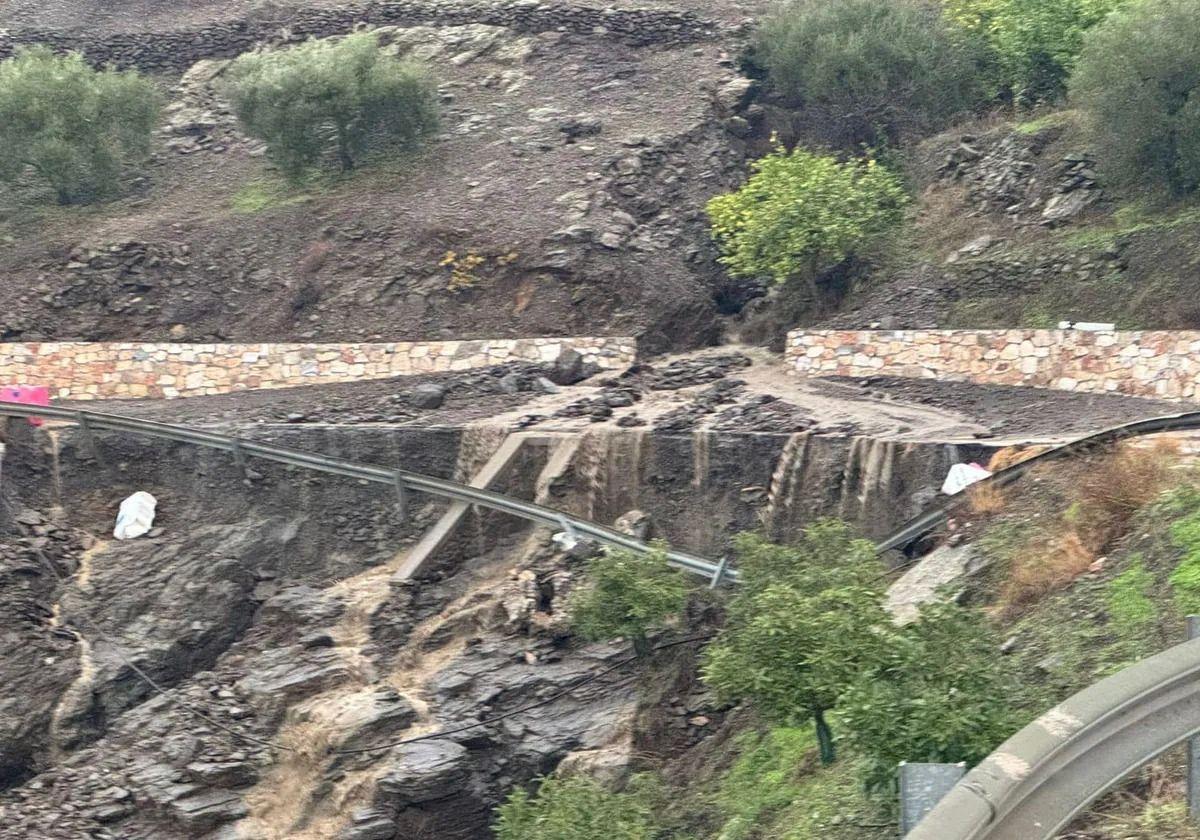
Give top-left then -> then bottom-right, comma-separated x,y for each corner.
0,336 -> 635,400
788,329 -> 1200,400
0,1 -> 717,72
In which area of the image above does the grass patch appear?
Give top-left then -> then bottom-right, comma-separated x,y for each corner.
230,176 -> 314,214
709,727 -> 892,840
1014,109 -> 1075,135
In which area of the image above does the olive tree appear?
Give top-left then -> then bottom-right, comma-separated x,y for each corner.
702,523 -> 890,765
568,547 -> 689,656
1071,0 -> 1200,194
755,0 -> 986,146
0,46 -> 160,204
707,147 -> 907,304
225,31 -> 439,179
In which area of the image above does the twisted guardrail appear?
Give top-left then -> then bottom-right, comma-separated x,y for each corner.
0,402 -> 731,582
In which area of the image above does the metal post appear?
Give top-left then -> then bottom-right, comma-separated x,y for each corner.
1189,616 -> 1200,821
75,411 -> 103,464
709,556 -> 731,589
394,473 -> 407,521
230,440 -> 248,478
899,762 -> 966,836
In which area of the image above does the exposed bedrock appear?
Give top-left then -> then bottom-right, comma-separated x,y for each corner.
0,419 -> 980,837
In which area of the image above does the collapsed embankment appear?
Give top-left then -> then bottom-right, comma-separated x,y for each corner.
0,417 -> 982,838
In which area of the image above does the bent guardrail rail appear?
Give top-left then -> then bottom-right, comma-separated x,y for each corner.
878,408 -> 1200,553
0,403 -> 731,582
908,637 -> 1200,839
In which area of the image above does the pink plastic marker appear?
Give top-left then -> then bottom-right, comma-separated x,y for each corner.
0,385 -> 51,426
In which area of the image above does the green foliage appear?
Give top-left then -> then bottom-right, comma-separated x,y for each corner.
1071,0 -> 1200,195
707,147 -> 907,294
1170,506 -> 1200,615
839,603 -> 1021,790
1106,560 -> 1156,635
226,32 -> 438,180
944,0 -> 1128,100
755,0 -> 985,146
0,46 -> 160,205
568,547 -> 689,655
493,775 -> 659,840
713,727 -> 815,840
702,524 -> 888,763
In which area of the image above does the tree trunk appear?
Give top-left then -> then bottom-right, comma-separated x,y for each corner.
632,633 -> 652,658
335,125 -> 354,171
813,708 -> 835,765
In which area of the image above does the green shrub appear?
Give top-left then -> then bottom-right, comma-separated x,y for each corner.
706,147 -> 906,301
568,547 -> 689,656
1071,0 -> 1200,194
1106,561 -> 1156,635
226,32 -> 438,180
839,603 -> 1021,790
1170,507 -> 1200,615
755,0 -> 985,146
714,727 -> 815,840
494,775 -> 659,840
944,0 -> 1128,101
0,46 -> 160,204
702,524 -> 890,764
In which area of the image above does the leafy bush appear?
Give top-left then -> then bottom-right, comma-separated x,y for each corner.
226,32 -> 438,179
0,46 -> 160,204
839,603 -> 1021,790
1170,506 -> 1200,615
706,147 -> 906,301
944,0 -> 1128,100
702,524 -> 888,764
1106,561 -> 1156,635
494,775 -> 659,840
568,547 -> 689,655
754,0 -> 985,146
1071,0 -> 1200,194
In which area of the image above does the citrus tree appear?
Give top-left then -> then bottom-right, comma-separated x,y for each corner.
839,602 -> 1022,790
226,32 -> 438,179
707,147 -> 907,304
0,46 -> 160,204
568,546 -> 689,656
944,0 -> 1128,100
702,523 -> 890,764
494,775 -> 659,840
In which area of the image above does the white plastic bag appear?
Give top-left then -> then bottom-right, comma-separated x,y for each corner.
114,491 -> 157,540
941,463 -> 992,496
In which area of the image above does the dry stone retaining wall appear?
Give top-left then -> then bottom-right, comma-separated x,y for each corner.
0,337 -> 635,400
0,1 -> 716,71
788,329 -> 1200,400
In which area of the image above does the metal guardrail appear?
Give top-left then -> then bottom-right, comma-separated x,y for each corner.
908,636 -> 1200,839
877,408 -> 1200,553
0,403 -> 733,582
6,402 -> 1200,583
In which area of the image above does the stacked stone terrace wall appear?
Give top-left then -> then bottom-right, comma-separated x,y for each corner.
0,336 -> 635,400
0,1 -> 716,71
788,329 -> 1200,401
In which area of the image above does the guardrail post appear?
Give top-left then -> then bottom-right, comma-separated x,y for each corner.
899,762 -> 965,836
1189,616 -> 1200,822
394,473 -> 407,521
709,556 -> 731,589
229,439 -> 249,478
75,411 -> 103,465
